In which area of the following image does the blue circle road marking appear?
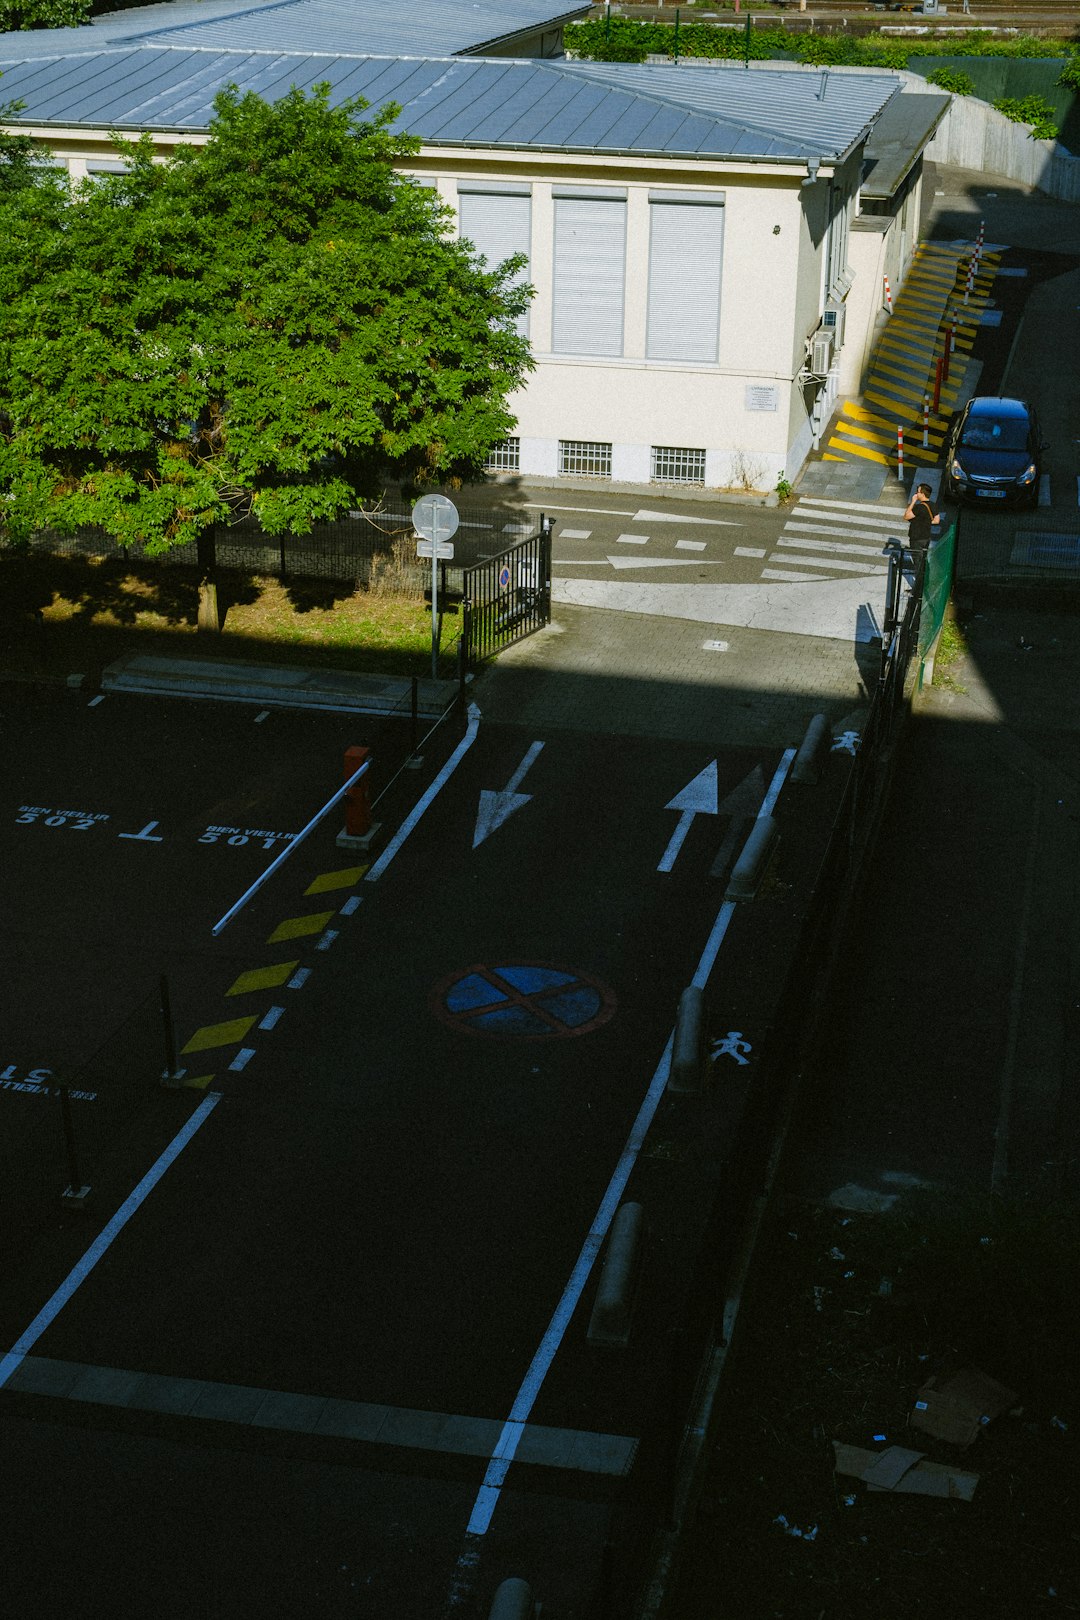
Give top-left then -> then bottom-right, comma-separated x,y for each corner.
431,963 -> 616,1039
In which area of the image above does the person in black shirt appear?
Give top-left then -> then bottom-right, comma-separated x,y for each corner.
904,482 -> 940,550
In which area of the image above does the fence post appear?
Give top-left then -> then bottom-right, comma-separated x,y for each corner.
922,395 -> 930,449
896,426 -> 904,483
933,355 -> 944,414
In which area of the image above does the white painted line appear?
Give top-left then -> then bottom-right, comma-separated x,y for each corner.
366,705 -> 482,883
287,968 -> 311,990
254,710 -> 270,723
258,1007 -> 284,1031
759,746 -> 797,821
505,739 -> 544,795
783,526 -> 895,554
0,1091 -> 221,1391
559,529 -> 592,539
87,695 -> 105,707
797,496 -> 907,518
978,309 -> 1003,327
616,533 -> 649,545
228,1047 -> 256,1071
791,509 -> 904,532
315,929 -> 339,951
995,267 -> 1028,277
521,502 -> 637,517
339,895 -> 362,916
775,551 -> 888,576
118,820 -> 164,843
702,640 -> 729,652
1038,475 -> 1051,508
633,508 -> 741,527
761,567 -> 828,582
734,546 -> 767,559
608,556 -> 721,571
460,845 -> 763,1548
675,539 -> 707,551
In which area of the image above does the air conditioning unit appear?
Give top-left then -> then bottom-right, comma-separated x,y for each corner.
809,328 -> 834,377
821,301 -> 846,350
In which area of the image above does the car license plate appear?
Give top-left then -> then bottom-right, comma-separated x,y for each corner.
976,489 -> 1006,499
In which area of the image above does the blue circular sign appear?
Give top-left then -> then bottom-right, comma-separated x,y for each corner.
431,962 -> 616,1040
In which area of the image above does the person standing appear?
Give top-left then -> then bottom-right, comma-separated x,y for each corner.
904,482 -> 941,551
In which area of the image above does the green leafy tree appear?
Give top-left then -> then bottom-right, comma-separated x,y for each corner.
0,85 -> 533,553
0,0 -> 90,28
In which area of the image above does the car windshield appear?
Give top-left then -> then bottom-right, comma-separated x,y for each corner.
959,416 -> 1030,452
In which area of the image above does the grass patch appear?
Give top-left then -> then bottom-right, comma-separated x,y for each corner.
933,611 -> 970,692
0,552 -> 452,682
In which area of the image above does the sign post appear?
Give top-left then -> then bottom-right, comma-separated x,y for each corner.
413,494 -> 459,679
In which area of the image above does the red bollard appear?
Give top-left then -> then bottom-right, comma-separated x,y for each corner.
343,746 -> 372,839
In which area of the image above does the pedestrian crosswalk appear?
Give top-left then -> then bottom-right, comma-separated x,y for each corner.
761,496 -> 906,583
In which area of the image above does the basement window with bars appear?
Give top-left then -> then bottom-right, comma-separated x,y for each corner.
485,437 -> 520,473
558,439 -> 612,478
651,445 -> 706,485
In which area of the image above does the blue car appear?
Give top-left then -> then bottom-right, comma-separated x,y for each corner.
943,396 -> 1045,509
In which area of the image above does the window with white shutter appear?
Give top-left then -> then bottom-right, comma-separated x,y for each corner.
457,184 -> 532,338
552,188 -> 627,358
647,192 -> 725,363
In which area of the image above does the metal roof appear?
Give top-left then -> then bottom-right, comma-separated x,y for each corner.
860,89 -> 949,199
0,0 -> 588,60
0,48 -> 898,162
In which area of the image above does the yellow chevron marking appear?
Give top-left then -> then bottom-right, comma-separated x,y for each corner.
866,384 -> 961,414
268,910 -> 335,943
182,1015 -> 257,1055
837,418 -> 944,450
305,865 -> 368,896
227,961 -> 300,997
182,1074 -> 216,1091
826,436 -> 890,465
822,453 -> 848,461
847,402 -> 948,434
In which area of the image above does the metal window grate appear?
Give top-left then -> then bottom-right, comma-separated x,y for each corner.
485,437 -> 520,473
559,439 -> 612,478
651,446 -> 706,485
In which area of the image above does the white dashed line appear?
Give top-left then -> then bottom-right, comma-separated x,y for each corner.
1038,475 -> 1051,508
254,710 -> 270,723
87,695 -> 105,707
761,567 -> 828,582
258,1006 -> 285,1031
287,968 -> 312,990
616,534 -> 649,545
734,546 -> 767,559
778,536 -> 890,561
339,895 -> 362,916
228,1048 -> 256,1072
315,929 -> 339,951
559,529 -> 592,540
675,539 -> 707,551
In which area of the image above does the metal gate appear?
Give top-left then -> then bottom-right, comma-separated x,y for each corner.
462,519 -> 552,664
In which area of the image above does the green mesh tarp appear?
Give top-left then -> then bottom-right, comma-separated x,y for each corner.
919,523 -> 955,660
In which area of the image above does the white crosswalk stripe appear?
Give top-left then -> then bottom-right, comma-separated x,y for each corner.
762,495 -> 906,581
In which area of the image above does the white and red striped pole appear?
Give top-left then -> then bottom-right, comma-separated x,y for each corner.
897,425 -> 904,482
883,274 -> 893,315
922,395 -> 930,448
964,256 -> 975,304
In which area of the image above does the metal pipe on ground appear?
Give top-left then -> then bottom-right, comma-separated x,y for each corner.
487,1577 -> 537,1619
725,816 -> 779,901
790,713 -> 830,785
667,984 -> 704,1094
587,1201 -> 644,1349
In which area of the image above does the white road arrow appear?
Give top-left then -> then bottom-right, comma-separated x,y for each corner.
657,760 -> 718,872
473,740 -> 544,849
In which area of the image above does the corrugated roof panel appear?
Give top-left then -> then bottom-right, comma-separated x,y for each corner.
0,47 -> 898,162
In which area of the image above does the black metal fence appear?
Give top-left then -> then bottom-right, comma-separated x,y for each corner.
462,521 -> 553,665
2,498 -> 545,598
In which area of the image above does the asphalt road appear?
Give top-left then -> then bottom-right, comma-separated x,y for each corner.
1,682 -> 849,1617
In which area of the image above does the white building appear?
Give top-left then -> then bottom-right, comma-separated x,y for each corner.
0,1 -> 945,493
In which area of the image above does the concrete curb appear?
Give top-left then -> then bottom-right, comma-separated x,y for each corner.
99,652 -> 458,719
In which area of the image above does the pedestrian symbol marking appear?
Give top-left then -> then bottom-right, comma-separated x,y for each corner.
432,963 -> 616,1039
711,1031 -> 752,1066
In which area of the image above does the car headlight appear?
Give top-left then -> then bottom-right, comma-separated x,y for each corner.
950,459 -> 967,480
1017,463 -> 1037,485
